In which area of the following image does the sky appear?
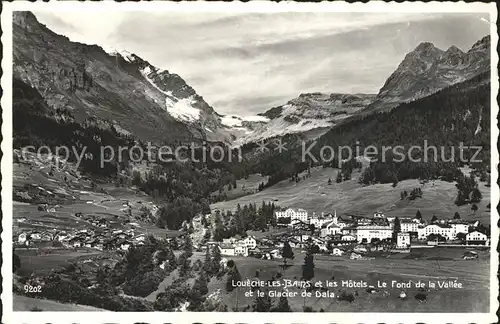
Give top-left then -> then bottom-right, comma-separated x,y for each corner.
34,11 -> 490,117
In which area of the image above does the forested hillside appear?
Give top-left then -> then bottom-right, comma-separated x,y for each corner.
253,72 -> 491,186
13,78 -> 244,229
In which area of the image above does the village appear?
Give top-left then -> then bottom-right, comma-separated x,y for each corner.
199,207 -> 490,260
13,203 -> 156,252
14,204 -> 490,262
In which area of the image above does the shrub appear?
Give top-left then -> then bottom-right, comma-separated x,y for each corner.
414,292 -> 427,302
122,270 -> 166,297
338,291 -> 355,303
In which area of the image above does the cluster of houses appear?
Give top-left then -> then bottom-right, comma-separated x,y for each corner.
276,208 -> 490,247
207,207 -> 489,259
203,235 -> 282,259
15,227 -> 147,251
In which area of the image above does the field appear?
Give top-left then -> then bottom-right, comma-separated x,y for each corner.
14,248 -> 117,277
212,167 -> 491,224
207,247 -> 490,312
211,173 -> 269,201
14,295 -> 106,312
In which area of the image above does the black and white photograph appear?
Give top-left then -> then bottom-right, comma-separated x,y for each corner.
1,1 -> 498,322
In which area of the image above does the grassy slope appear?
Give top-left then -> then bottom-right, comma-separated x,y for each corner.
211,167 -> 491,224
12,158 -> 177,238
211,173 -> 269,201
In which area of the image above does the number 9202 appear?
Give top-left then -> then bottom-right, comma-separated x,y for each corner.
24,285 -> 42,293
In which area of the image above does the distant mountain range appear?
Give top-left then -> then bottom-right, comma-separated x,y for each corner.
245,36 -> 490,142
236,92 -> 376,144
12,11 -> 490,147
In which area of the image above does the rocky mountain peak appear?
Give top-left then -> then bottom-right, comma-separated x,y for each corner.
13,11 -> 39,29
414,42 -> 438,53
445,45 -> 464,55
470,35 -> 490,52
363,35 -> 489,114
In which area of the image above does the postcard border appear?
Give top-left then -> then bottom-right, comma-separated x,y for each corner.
1,1 -> 498,323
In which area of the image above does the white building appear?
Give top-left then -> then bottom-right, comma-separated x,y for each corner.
320,221 -> 341,237
450,222 -> 469,235
120,243 -> 131,251
310,211 -> 336,228
134,234 -> 146,243
234,244 -> 249,256
18,233 -> 28,245
219,243 -> 248,256
341,235 -> 357,242
373,211 -> 385,218
466,231 -> 487,245
219,243 -> 236,256
356,225 -> 393,243
417,224 -> 455,241
400,221 -> 419,233
331,248 -> 344,256
241,236 -> 257,249
387,216 -> 418,224
293,233 -> 310,242
396,232 -> 410,249
275,208 -> 308,223
310,216 -> 333,228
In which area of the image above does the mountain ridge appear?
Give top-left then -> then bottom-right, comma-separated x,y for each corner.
362,35 -> 490,114
12,11 -> 235,144
237,92 -> 376,145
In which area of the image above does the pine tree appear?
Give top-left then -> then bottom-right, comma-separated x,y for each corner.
471,188 -> 482,203
391,173 -> 399,187
393,217 -> 401,241
213,211 -> 224,242
281,241 -> 294,268
203,246 -> 211,274
415,210 -> 422,220
471,204 -> 478,213
328,178 -> 332,185
184,232 -> 193,257
336,172 -> 343,183
302,251 -> 315,280
225,262 -> 242,292
272,295 -> 291,312
431,215 -> 438,223
453,212 -> 461,220
252,291 -> 272,312
210,245 -> 222,276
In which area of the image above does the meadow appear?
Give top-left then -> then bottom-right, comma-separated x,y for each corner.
212,167 -> 491,225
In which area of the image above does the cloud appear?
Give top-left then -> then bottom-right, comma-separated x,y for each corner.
33,11 -> 490,116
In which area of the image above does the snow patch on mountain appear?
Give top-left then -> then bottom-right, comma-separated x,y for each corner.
139,66 -> 201,123
221,116 -> 244,127
221,115 -> 269,128
236,92 -> 375,144
108,49 -> 136,63
170,97 -> 201,123
140,67 -> 173,97
474,107 -> 483,135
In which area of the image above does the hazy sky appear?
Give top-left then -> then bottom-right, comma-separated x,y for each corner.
34,11 -> 490,116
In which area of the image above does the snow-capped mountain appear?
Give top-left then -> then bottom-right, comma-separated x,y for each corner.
12,12 -> 233,144
236,92 -> 375,144
363,35 -> 490,113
